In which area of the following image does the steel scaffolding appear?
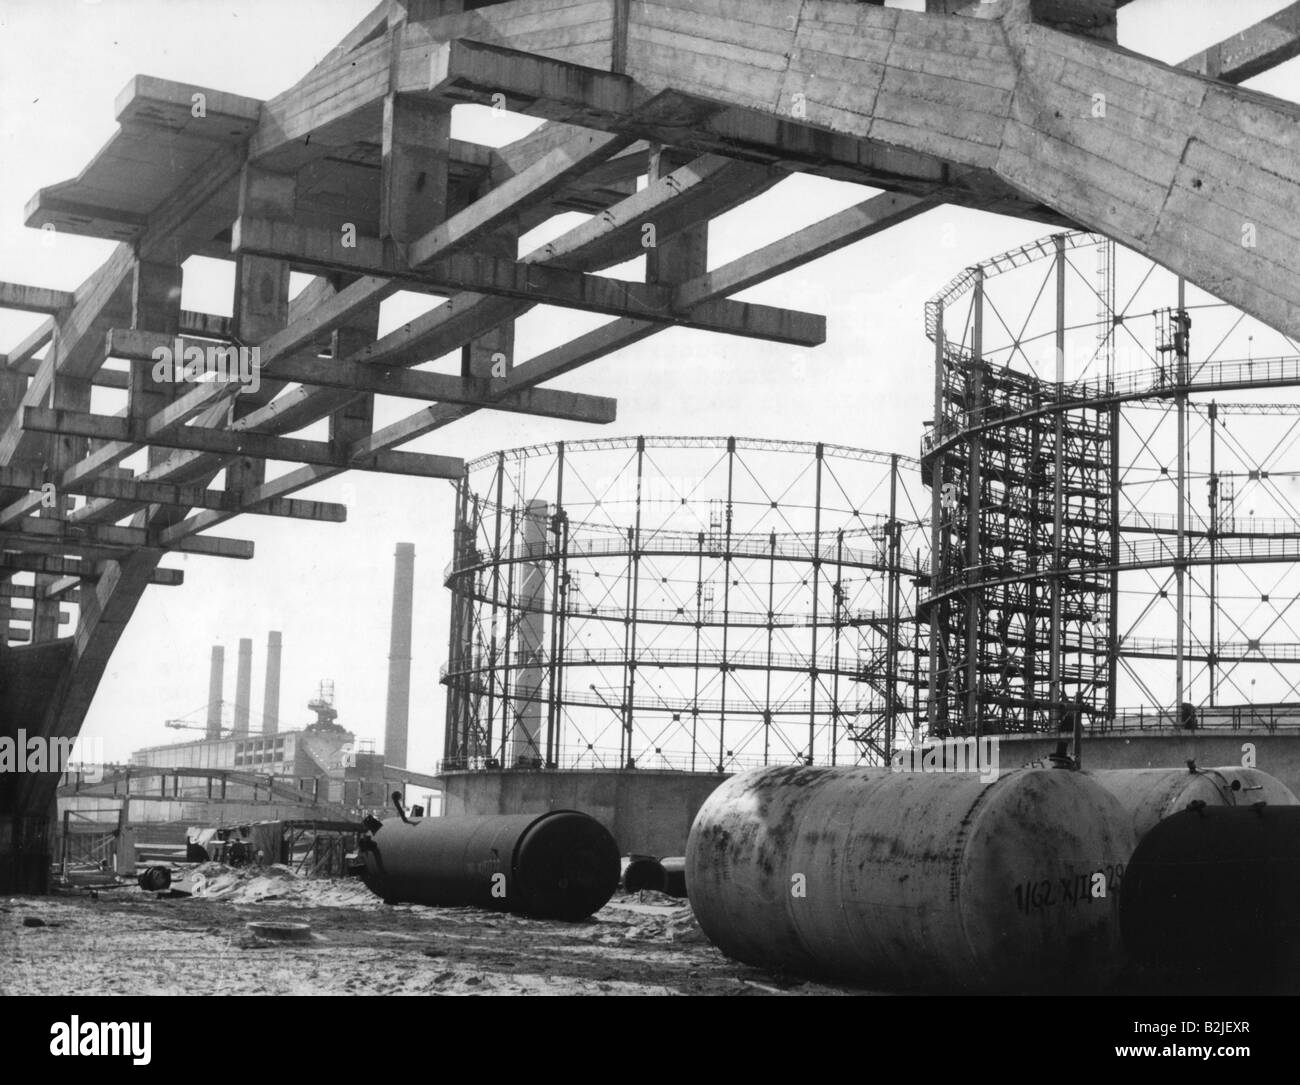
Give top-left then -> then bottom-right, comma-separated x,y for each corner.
442,437 -> 929,771
921,231 -> 1300,737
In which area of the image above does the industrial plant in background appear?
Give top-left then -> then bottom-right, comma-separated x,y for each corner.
55,544 -> 438,869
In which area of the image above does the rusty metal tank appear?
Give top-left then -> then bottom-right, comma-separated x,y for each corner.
360,810 -> 619,921
1121,805 -> 1300,991
1094,765 -> 1297,839
685,764 -> 1136,992
659,856 -> 687,898
622,855 -> 666,893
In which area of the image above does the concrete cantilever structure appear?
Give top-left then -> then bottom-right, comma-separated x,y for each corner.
1,0 -> 1299,890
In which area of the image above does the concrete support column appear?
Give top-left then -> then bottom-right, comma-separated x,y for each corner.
229,166 -> 293,495
127,258 -> 184,470
0,639 -> 74,892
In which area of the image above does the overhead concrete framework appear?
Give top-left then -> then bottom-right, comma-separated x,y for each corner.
1,0 -> 1299,891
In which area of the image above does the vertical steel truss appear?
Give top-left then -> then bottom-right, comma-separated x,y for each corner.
922,230 -> 1300,736
441,437 -> 929,770
926,359 -> 1113,734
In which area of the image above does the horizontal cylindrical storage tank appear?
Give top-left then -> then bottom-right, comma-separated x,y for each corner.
1094,766 -> 1297,840
360,811 -> 619,921
686,764 -> 1136,992
1121,805 -> 1300,990
660,856 -> 687,898
622,856 -> 665,893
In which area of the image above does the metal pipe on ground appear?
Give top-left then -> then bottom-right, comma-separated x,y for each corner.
1093,765 -> 1297,840
360,810 -> 619,921
686,764 -> 1135,993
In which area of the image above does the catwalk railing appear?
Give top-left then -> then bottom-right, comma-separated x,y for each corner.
438,745 -> 822,774
437,676 -> 888,716
441,645 -> 892,681
1092,704 -> 1300,733
924,533 -> 1300,598
923,355 -> 1300,460
445,531 -> 927,581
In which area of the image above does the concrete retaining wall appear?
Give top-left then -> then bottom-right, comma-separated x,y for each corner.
435,769 -> 729,856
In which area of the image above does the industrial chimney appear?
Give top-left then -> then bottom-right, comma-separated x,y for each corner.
233,637 -> 253,737
262,630 -> 282,736
384,543 -> 415,769
513,500 -> 548,766
206,645 -> 225,740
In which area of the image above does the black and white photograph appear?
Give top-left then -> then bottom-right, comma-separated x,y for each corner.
0,0 -> 1296,1052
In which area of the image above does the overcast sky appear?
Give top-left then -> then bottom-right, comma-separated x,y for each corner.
1,0 -> 1298,771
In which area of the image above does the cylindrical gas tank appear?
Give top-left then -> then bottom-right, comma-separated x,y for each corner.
1094,766 -> 1297,839
622,856 -> 666,893
361,811 -> 619,921
686,764 -> 1136,992
1121,805 -> 1300,990
659,856 -> 687,898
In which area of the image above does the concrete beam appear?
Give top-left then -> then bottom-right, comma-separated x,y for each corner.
398,8 -> 1300,335
348,149 -> 779,376
0,603 -> 69,625
232,218 -> 825,345
0,515 -> 254,559
0,283 -> 74,316
676,191 -> 941,310
1,133 -> 245,479
159,179 -> 934,539
364,187 -> 937,450
3,320 -> 55,372
22,407 -> 466,480
407,129 -> 630,266
0,465 -> 346,524
0,553 -> 182,585
61,123 -> 635,507
1180,1 -> 1300,83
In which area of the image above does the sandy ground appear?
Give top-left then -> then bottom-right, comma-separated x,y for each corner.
0,865 -> 853,996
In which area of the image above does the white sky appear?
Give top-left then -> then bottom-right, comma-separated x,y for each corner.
0,0 -> 1298,771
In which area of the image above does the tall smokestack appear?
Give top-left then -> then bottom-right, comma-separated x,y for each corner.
262,631 -> 282,736
513,501 -> 547,766
384,543 -> 415,768
206,645 -> 225,740
233,637 -> 252,737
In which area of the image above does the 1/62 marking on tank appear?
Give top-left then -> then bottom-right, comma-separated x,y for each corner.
1014,865 -> 1123,914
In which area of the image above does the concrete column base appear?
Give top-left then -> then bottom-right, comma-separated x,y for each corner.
0,813 -> 53,894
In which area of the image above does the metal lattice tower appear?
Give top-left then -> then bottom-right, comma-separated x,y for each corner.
442,437 -> 929,771
921,230 -> 1300,738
